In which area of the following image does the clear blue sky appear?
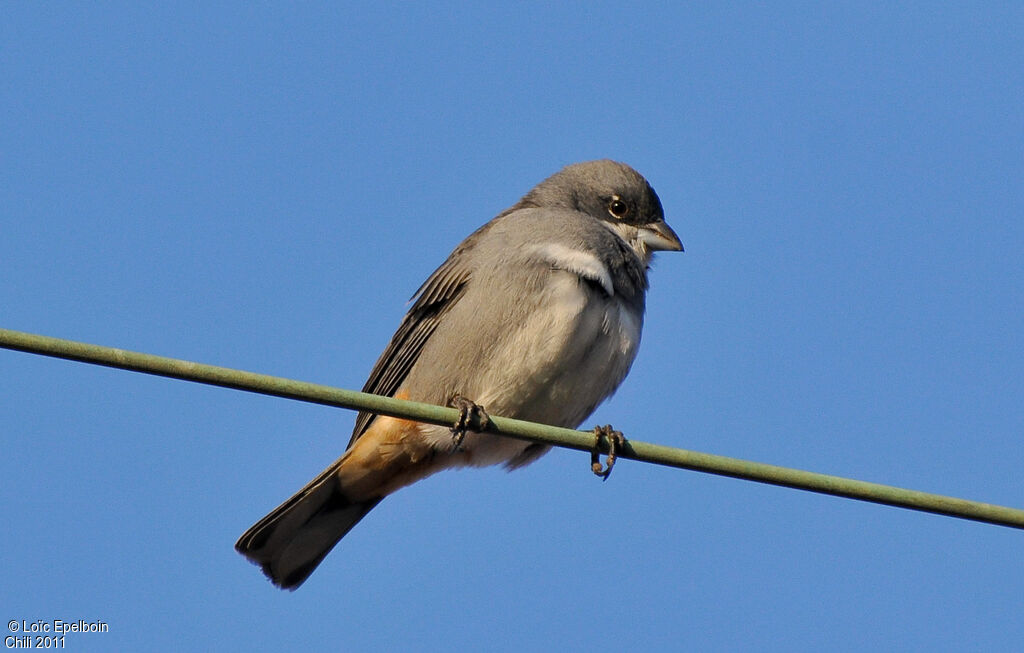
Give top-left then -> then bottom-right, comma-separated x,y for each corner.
3,4 -> 1022,651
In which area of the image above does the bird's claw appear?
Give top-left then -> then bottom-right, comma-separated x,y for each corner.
591,425 -> 624,481
449,394 -> 490,450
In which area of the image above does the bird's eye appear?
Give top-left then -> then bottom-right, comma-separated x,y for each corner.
608,197 -> 629,219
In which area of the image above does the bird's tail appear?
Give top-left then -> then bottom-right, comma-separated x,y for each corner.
235,456 -> 382,590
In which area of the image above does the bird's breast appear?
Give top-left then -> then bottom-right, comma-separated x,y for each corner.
475,269 -> 642,426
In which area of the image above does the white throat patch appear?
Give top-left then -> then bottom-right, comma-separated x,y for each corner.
528,243 -> 614,296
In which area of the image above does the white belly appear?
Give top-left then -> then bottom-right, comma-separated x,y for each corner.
422,271 -> 642,467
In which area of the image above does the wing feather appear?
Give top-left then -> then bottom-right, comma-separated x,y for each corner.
347,254 -> 473,447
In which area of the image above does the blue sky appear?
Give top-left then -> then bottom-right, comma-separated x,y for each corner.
3,4 -> 1022,651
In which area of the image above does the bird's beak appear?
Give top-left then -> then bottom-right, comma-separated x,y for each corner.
639,220 -> 684,252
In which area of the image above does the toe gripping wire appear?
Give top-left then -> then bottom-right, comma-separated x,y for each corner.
591,425 -> 624,481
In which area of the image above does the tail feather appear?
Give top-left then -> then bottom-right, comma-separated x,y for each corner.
235,458 -> 382,590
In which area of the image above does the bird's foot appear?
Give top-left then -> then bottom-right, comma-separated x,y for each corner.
591,425 -> 625,481
449,394 -> 490,450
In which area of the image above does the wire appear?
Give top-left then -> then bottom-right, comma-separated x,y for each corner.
2,326 -> 1021,530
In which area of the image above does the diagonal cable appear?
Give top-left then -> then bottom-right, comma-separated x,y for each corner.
2,326 -> 1021,530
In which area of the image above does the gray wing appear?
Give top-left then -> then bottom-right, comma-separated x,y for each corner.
346,240 -> 478,448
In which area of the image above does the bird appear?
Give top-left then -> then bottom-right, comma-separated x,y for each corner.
235,160 -> 683,589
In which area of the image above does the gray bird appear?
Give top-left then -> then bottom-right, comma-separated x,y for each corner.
236,160 -> 683,589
